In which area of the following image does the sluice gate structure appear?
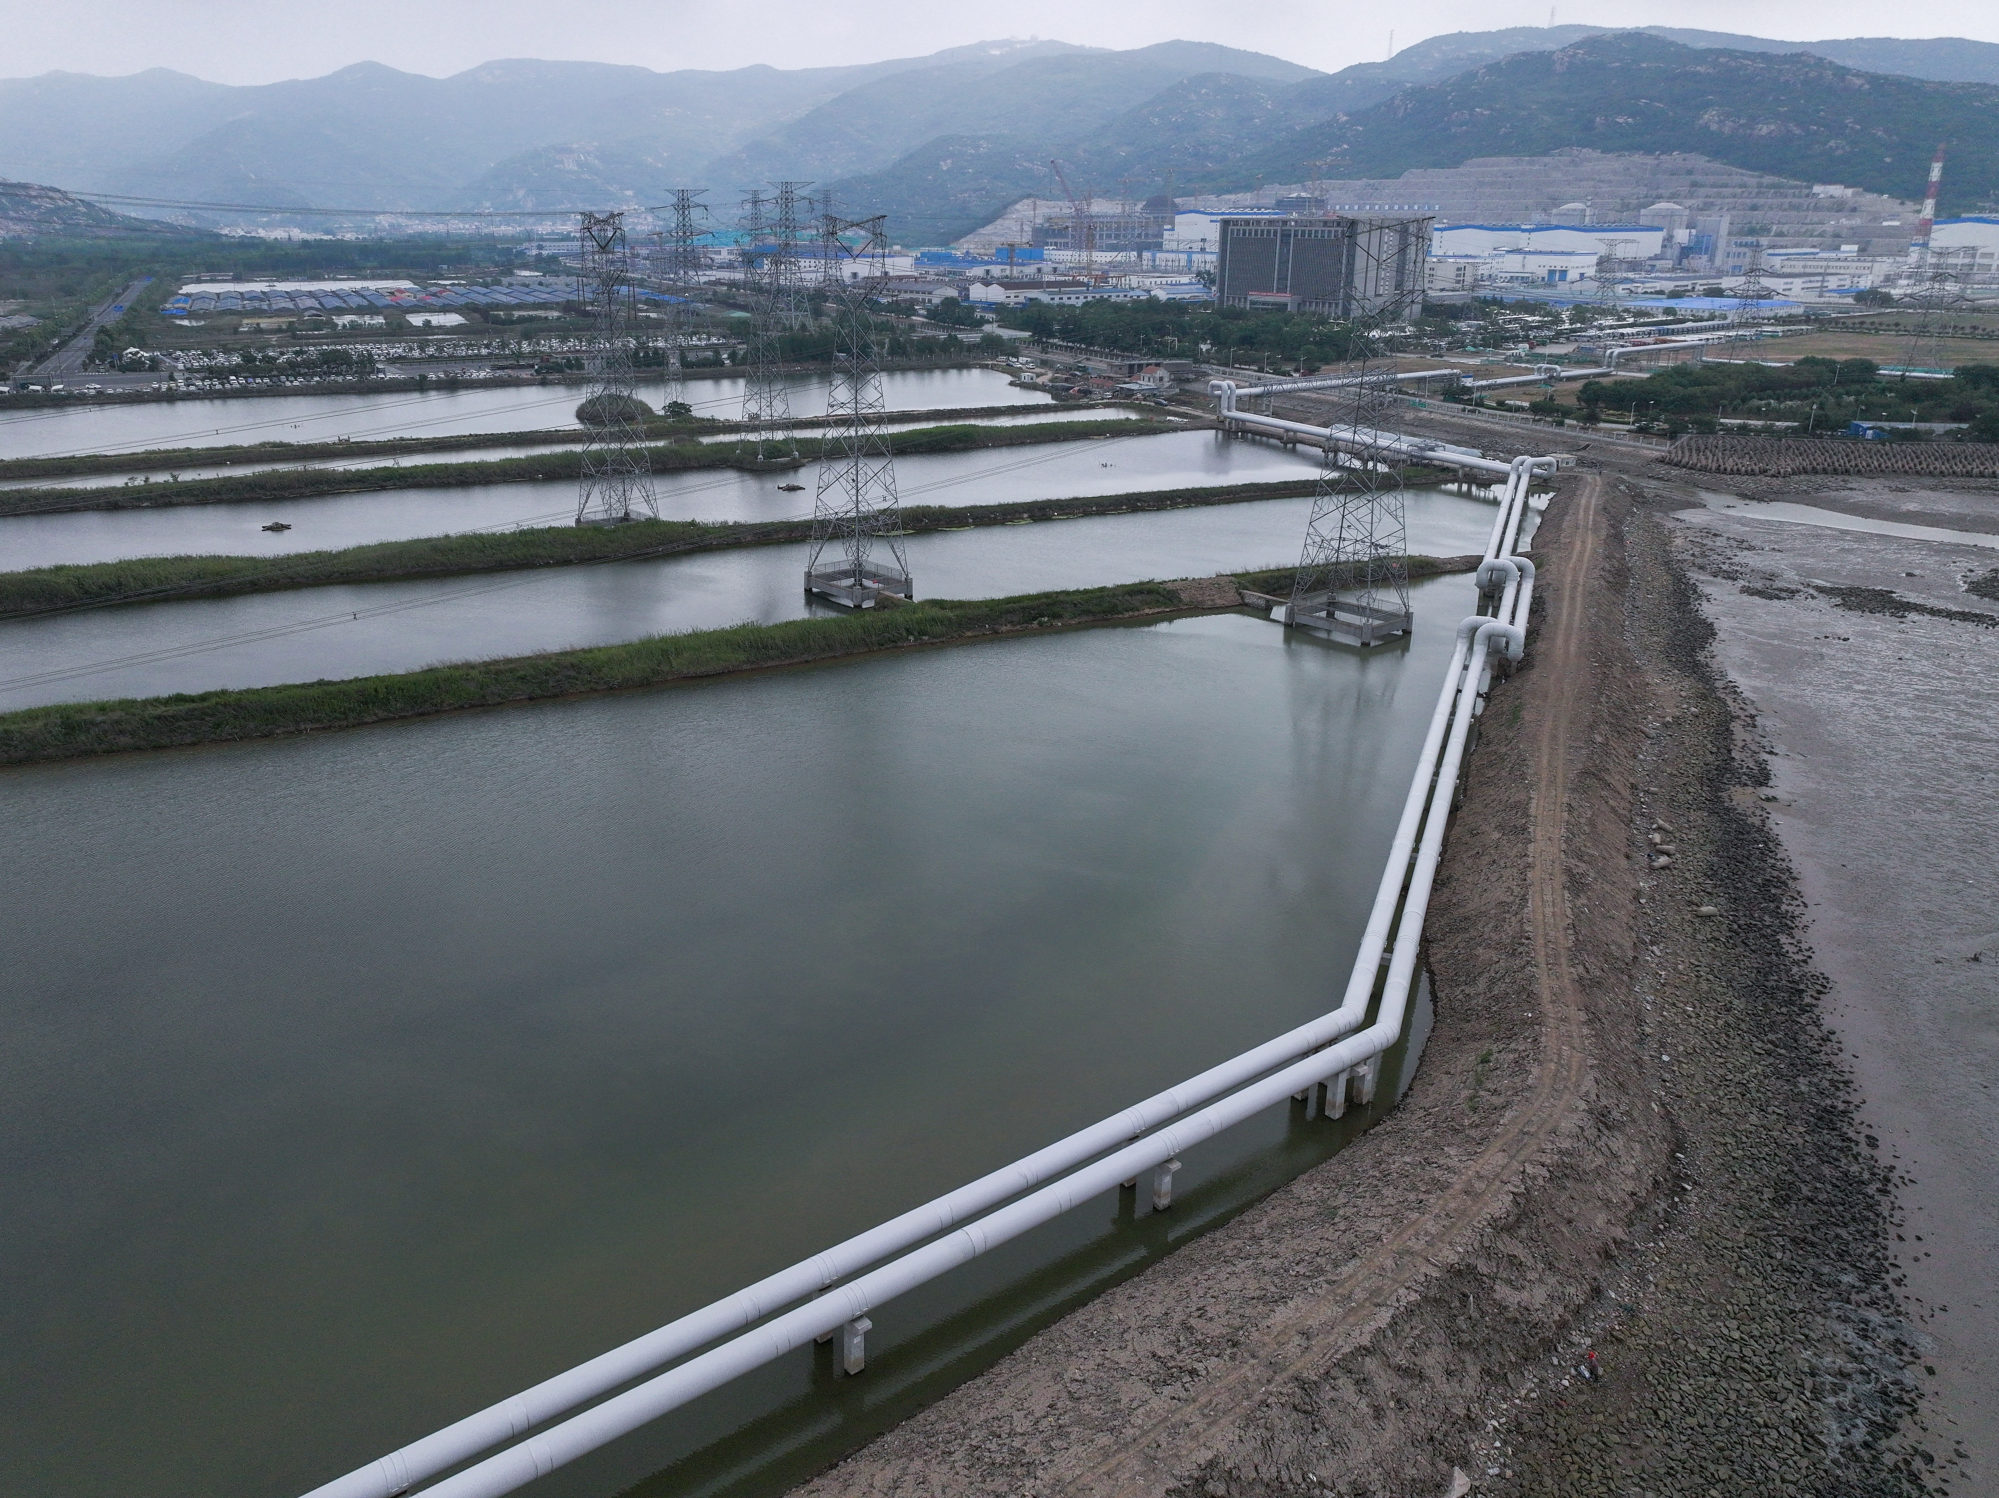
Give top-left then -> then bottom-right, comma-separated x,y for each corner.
296,444 -> 1559,1498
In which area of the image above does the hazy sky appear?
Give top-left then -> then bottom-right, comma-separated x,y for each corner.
5,0 -> 1996,83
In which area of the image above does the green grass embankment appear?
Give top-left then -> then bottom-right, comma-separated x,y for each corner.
0,476 -> 1348,618
0,583 -> 1192,765
0,555 -> 1485,766
0,429 -> 597,483
0,418 -> 1176,516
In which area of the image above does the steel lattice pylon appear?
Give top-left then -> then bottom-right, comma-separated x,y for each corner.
575,211 -> 658,526
740,181 -> 811,464
1281,234 -> 1422,646
1733,245 -> 1774,325
650,188 -> 707,401
1283,358 -> 1412,646
1899,257 -> 1972,376
804,213 -> 911,608
1593,236 -> 1635,316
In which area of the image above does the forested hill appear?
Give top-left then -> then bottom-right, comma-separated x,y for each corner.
1253,34 -> 1999,217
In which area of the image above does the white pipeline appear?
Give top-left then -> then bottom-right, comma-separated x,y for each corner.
1209,378 -> 1511,477
299,459 -> 1553,1498
1224,368 -> 1463,400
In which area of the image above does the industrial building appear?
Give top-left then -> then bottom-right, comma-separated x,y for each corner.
158,278 -> 582,318
1216,213 -> 1432,320
1032,203 -> 1174,257
1430,222 -> 1668,258
963,274 -> 1206,308
1930,216 -> 1999,272
1427,248 -> 1600,292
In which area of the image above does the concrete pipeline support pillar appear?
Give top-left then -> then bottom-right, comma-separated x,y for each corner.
840,1317 -> 872,1376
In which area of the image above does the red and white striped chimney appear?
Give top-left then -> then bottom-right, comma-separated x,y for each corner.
1911,144 -> 1946,261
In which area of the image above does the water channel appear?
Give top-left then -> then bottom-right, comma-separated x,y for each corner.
0,428 -> 1313,571
0,487 -> 1515,708
0,408 -> 1152,493
0,600 -> 1460,1498
0,367 -> 1047,462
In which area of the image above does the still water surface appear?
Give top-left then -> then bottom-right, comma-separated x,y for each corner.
0,368 -> 1046,461
0,491 -> 1511,707
0,428 -> 1312,571
1,606 -> 1457,1498
0,407 -> 1148,493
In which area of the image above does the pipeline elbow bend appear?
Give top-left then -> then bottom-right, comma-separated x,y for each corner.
1494,621 -> 1529,663
1474,619 -> 1527,663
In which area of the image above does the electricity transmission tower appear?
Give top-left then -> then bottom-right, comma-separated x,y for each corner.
575,211 -> 657,525
650,188 -> 707,399
1593,236 -> 1635,315
1283,269 -> 1425,645
739,181 -> 811,463
1733,244 -> 1774,324
1899,256 -> 1971,376
804,212 -> 911,608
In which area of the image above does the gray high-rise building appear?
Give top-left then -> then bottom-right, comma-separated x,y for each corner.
1217,213 -> 1433,320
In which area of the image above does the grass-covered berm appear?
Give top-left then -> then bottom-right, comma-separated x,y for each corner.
0,418 -> 1175,517
0,558 -> 1480,764
0,583 -> 1191,764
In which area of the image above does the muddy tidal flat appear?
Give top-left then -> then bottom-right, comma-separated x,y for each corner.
1676,477 -> 1999,1491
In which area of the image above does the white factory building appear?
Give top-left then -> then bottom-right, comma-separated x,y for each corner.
1929,216 -> 1999,271
1427,248 -> 1602,292
1430,223 -> 1669,258
1162,209 -> 1277,254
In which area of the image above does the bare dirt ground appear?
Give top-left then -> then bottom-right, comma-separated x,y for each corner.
789,472 -> 1937,1496
1743,323 -> 1999,368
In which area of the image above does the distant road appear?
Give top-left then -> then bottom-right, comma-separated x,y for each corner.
26,277 -> 152,382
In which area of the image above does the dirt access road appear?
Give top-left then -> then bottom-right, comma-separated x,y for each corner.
1031,481 -> 1603,1497
791,471 -> 1932,1497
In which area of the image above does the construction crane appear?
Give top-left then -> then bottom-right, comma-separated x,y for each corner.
1049,159 -> 1095,278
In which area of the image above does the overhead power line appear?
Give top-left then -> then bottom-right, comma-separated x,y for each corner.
72,191 -> 617,219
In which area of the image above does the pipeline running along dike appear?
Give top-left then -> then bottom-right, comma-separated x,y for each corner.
298,452 -> 1555,1498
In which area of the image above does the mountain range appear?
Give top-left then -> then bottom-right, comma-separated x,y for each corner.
1,28 -> 1996,244
1249,34 -> 1999,207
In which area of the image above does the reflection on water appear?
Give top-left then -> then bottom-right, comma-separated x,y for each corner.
0,608 -> 1462,1498
628,977 -> 1435,1498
